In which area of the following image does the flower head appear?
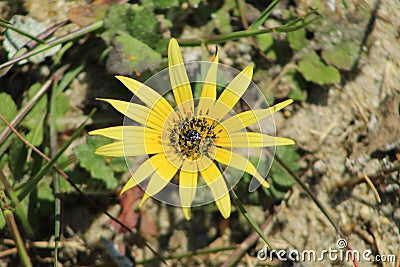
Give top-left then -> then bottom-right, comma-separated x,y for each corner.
89,38 -> 294,219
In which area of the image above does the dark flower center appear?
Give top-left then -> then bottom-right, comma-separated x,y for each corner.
169,117 -> 217,160
185,129 -> 202,144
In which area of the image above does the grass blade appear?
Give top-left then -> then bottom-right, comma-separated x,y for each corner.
248,0 -> 281,31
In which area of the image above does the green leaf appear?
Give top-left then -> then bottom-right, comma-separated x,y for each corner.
283,68 -> 307,102
288,84 -> 307,102
106,34 -> 162,75
287,28 -> 307,50
59,175 -> 75,193
8,137 -> 27,181
271,146 -> 299,188
22,83 -> 47,147
264,146 -> 300,199
15,193 -> 33,235
0,93 -> 17,130
25,112 -> 45,147
103,3 -> 162,51
263,182 -> 288,200
74,136 -> 125,189
316,8 -> 371,71
256,34 -> 277,61
28,183 -> 54,229
0,93 -> 17,152
38,182 -> 54,202
298,50 -> 340,85
3,15 -> 61,64
54,93 -> 70,131
321,41 -> 359,71
0,210 -> 5,230
143,0 -> 179,9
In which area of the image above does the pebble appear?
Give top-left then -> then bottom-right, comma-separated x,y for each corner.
393,208 -> 400,221
312,159 -> 328,176
359,205 -> 372,222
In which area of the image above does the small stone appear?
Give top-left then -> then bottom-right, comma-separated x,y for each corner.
393,208 -> 400,221
380,204 -> 393,216
359,205 -> 372,222
312,159 -> 328,176
380,216 -> 391,226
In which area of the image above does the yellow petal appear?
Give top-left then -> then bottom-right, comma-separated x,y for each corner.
182,207 -> 191,221
198,158 -> 231,219
95,139 -> 163,157
215,132 -> 295,148
215,99 -> 294,134
139,154 -> 180,207
89,126 -> 160,141
140,192 -> 152,206
168,38 -> 194,117
120,154 -> 165,194
208,64 -> 253,120
179,160 -> 198,220
115,76 -> 175,119
214,147 -> 269,188
96,98 -> 165,131
197,52 -> 219,117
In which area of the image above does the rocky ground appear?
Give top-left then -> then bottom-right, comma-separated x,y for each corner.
0,0 -> 398,266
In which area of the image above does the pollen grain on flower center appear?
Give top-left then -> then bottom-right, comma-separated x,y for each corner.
168,116 -> 218,161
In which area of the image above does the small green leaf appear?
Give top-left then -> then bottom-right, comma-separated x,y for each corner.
143,0 -> 179,9
321,41 -> 359,71
38,182 -> 54,202
106,34 -> 162,75
288,84 -> 307,102
8,138 -> 27,181
264,146 -> 300,199
59,175 -> 75,193
282,68 -> 307,102
3,15 -> 61,64
298,50 -> 340,85
29,183 -> 55,228
256,34 -> 277,61
271,146 -> 299,188
0,210 -> 5,230
0,93 -> 17,133
54,93 -> 70,131
263,182 -> 288,200
23,83 -> 47,129
25,112 -> 45,147
22,83 -> 47,148
287,28 -> 307,50
74,136 -> 125,189
103,3 -> 162,51
0,94 -> 16,119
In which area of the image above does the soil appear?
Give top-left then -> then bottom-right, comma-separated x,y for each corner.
0,0 -> 398,266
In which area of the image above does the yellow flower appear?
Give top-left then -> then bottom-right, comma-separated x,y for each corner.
89,38 -> 294,220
